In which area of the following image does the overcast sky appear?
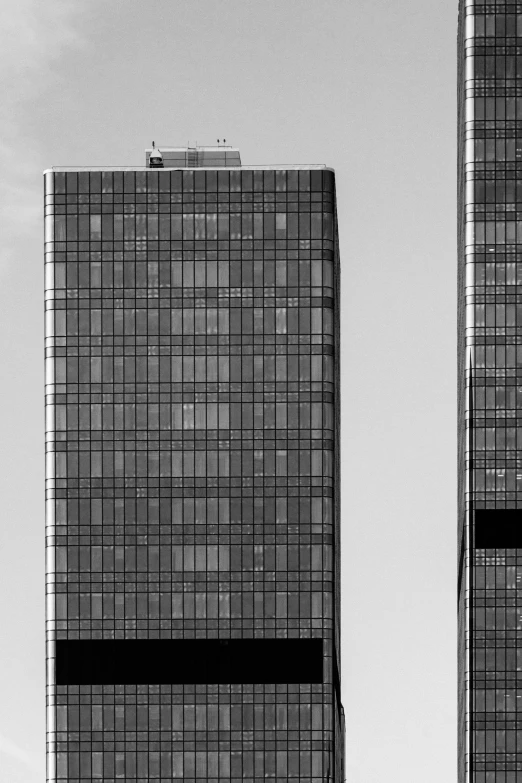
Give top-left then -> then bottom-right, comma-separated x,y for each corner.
0,1 -> 456,780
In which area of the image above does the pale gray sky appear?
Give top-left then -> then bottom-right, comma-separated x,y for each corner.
0,1 -> 456,780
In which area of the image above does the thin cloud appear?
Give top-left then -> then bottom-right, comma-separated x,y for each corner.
0,0 -> 85,96
0,730 -> 40,774
0,0 -> 88,270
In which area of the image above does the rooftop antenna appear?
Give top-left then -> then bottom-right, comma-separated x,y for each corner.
149,141 -> 163,169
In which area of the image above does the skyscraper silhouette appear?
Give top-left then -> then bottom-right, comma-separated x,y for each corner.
45,146 -> 343,782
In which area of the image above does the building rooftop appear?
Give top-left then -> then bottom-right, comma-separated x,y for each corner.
45,144 -> 332,173
46,163 -> 330,172
146,146 -> 242,168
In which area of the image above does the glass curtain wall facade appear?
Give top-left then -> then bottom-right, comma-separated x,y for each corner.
44,152 -> 344,782
459,4 -> 522,782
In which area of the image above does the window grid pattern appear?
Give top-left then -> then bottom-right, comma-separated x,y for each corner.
459,3 -> 522,782
44,167 -> 343,781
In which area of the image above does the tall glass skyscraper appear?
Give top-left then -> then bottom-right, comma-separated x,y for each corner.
458,5 -> 522,782
44,146 -> 343,782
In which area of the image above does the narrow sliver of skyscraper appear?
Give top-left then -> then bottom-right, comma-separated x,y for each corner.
458,4 -> 522,782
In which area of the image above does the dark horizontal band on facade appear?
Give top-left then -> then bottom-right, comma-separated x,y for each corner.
55,638 -> 324,685
475,509 -> 522,547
